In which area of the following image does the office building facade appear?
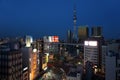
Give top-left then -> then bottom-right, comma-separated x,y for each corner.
84,39 -> 102,68
0,44 -> 22,80
43,36 -> 59,54
21,47 -> 32,80
78,26 -> 89,42
67,30 -> 73,43
105,51 -> 120,80
91,27 -> 102,37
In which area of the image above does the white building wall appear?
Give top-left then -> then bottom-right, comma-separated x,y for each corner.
106,43 -> 120,80
84,46 -> 98,65
105,54 -> 116,80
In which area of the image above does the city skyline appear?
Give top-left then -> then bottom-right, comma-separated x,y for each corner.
0,0 -> 120,39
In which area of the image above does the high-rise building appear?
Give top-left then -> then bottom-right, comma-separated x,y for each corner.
78,26 -> 89,42
84,39 -> 102,68
91,27 -> 102,37
0,43 -> 22,80
36,39 -> 44,54
67,30 -> 73,43
21,47 -> 32,80
30,49 -> 39,80
101,45 -> 107,73
36,39 -> 44,73
21,46 -> 40,80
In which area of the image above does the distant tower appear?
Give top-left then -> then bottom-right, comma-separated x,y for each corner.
73,5 -> 77,42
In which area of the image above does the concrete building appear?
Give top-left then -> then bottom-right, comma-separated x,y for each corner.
108,42 -> 120,53
36,39 -> 44,54
36,39 -> 44,73
78,26 -> 89,43
105,51 -> 120,80
91,27 -> 102,37
101,41 -> 120,73
22,46 -> 40,80
43,36 -> 59,54
30,49 -> 39,80
84,40 -> 101,68
101,45 -> 107,73
67,30 -> 73,43
105,41 -> 120,80
0,43 -> 22,80
21,47 -> 32,80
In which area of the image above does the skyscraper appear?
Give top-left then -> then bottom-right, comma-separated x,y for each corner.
84,39 -> 102,68
30,49 -> 39,80
78,26 -> 89,42
36,39 -> 44,72
67,30 -> 73,43
21,47 -> 32,80
91,27 -> 102,37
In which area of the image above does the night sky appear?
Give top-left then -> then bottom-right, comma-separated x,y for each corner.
0,0 -> 120,39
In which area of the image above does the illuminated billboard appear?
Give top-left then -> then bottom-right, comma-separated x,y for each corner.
44,36 -> 59,42
52,36 -> 59,42
84,41 -> 97,46
48,36 -> 59,42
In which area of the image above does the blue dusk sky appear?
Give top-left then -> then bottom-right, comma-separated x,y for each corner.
0,0 -> 120,39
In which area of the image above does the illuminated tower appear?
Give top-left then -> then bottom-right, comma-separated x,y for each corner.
73,5 -> 77,42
